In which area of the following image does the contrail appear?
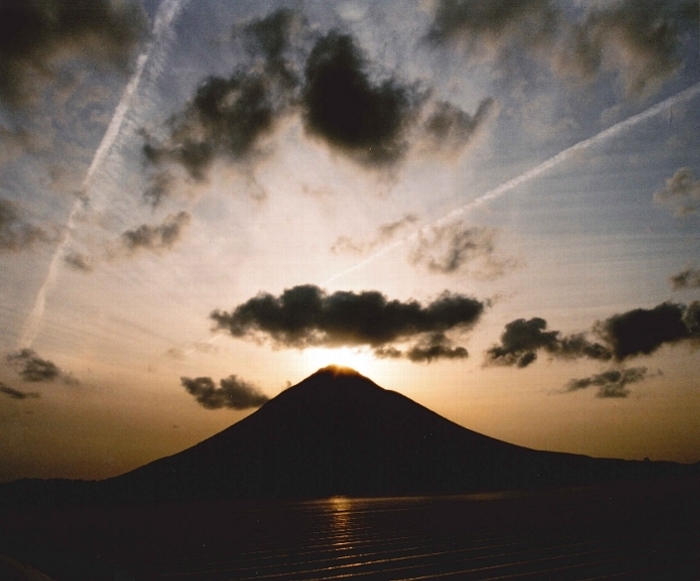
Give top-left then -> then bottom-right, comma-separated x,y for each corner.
18,0 -> 187,349
324,81 -> 700,285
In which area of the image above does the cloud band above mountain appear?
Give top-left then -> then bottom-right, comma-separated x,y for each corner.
212,285 -> 485,362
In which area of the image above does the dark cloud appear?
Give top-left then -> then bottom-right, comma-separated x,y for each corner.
0,0 -> 147,108
488,301 -> 700,369
0,383 -> 40,400
63,251 -> 95,273
374,332 -> 469,363
212,285 -> 484,361
119,211 -> 191,254
141,8 -> 303,203
427,0 -> 696,98
240,7 -> 303,86
410,222 -> 518,278
486,317 -> 559,368
0,199 -> 53,252
406,332 -> 468,363
422,98 -> 496,156
485,317 -> 611,368
653,167 -> 700,217
143,12 -> 494,199
302,31 -> 423,168
565,367 -> 653,399
180,375 -> 269,410
142,72 -> 284,183
671,268 -> 700,290
6,349 -> 78,385
596,301 -> 700,361
331,214 -> 418,255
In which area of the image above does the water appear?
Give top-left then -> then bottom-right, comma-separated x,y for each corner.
2,481 -> 698,580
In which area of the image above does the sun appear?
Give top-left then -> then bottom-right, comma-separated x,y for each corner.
301,346 -> 381,378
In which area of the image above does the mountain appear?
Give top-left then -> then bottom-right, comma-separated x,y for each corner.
100,365 -> 691,502
1,366 -> 694,506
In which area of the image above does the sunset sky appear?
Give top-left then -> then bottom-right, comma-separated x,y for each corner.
1,0 -> 699,482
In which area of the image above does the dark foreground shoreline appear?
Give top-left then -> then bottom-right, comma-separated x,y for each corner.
1,476 -> 697,581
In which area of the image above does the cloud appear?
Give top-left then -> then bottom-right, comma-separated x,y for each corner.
302,31 -> 424,168
421,98 -> 497,157
142,172 -> 173,209
427,0 -> 559,58
141,71 -> 283,187
374,332 -> 469,363
0,383 -> 40,400
671,268 -> 700,289
119,211 -> 191,254
180,375 -> 269,410
487,301 -> 700,368
0,199 -> 54,252
331,214 -> 418,255
410,222 -> 519,278
427,0 -> 696,98
485,317 -> 612,368
653,167 -> 700,217
6,349 -> 78,385
0,0 -> 147,108
143,13 -> 494,200
559,0 -> 697,98
565,367 -> 654,399
61,212 -> 190,272
239,7 -> 304,86
63,251 -> 95,273
406,332 -> 469,363
596,301 -> 700,360
212,285 -> 484,361
141,8 -> 303,203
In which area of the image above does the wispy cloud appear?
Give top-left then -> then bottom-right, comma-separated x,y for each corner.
671,268 -> 700,290
0,0 -> 147,108
63,211 -> 192,272
409,221 -> 519,279
0,199 -> 55,252
119,211 -> 191,255
6,349 -> 78,385
427,0 -> 696,98
332,214 -> 418,255
326,82 -> 700,285
564,367 -> 658,399
653,167 -> 700,217
421,98 -> 497,158
0,383 -> 40,400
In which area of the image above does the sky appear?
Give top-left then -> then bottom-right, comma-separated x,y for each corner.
1,0 -> 699,482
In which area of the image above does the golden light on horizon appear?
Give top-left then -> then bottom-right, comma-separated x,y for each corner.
301,346 -> 382,378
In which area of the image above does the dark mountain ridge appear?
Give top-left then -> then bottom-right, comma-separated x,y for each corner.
1,366 -> 696,507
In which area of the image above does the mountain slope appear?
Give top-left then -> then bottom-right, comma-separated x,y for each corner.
103,366 -> 687,502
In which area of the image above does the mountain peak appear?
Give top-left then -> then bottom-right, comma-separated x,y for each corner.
312,364 -> 364,378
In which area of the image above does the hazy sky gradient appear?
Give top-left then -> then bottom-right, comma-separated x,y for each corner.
1,0 -> 699,482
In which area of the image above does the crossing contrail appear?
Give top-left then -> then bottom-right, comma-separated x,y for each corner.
324,81 -> 700,285
18,0 -> 188,349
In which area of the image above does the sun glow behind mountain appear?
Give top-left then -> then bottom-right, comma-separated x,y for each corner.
302,347 -> 383,380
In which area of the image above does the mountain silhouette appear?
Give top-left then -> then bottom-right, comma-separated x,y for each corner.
1,366 -> 694,506
99,365 -> 690,503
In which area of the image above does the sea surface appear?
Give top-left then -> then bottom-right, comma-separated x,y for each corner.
1,478 -> 698,580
